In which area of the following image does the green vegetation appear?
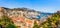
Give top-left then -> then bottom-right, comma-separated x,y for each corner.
0,15 -> 17,28
33,21 -> 40,28
6,23 -> 17,28
39,12 -> 60,28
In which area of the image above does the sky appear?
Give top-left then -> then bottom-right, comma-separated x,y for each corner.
0,0 -> 60,13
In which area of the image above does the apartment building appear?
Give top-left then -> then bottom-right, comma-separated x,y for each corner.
0,7 -> 40,28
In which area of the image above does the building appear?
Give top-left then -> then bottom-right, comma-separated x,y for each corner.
0,7 -> 40,28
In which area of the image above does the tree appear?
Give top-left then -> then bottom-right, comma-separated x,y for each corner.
33,21 -> 40,28
40,18 -> 52,28
6,23 -> 17,28
40,13 -> 60,28
0,15 -> 16,28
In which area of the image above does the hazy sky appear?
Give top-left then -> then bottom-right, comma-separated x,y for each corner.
0,0 -> 60,13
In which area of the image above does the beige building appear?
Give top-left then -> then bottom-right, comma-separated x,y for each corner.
0,7 -> 40,28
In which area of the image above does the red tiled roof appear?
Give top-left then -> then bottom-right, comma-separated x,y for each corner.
12,17 -> 25,22
26,19 -> 33,24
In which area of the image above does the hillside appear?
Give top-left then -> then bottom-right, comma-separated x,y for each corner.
0,7 -> 52,28
1,7 -> 52,19
39,11 -> 60,28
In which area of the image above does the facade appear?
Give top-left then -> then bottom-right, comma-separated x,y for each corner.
0,7 -> 40,28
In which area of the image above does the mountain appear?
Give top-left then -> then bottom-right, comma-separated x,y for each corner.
0,7 -> 52,20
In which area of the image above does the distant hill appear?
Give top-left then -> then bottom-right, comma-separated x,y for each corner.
0,7 -> 52,20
